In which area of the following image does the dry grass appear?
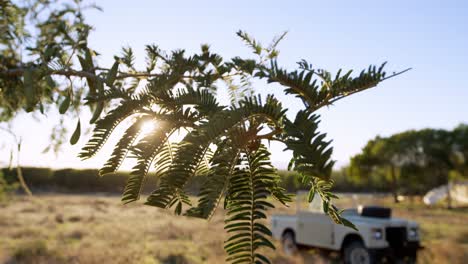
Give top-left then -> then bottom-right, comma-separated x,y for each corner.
0,194 -> 466,264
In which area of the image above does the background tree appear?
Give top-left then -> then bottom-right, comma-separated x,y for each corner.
1,0 -> 100,195
349,126 -> 468,208
1,1 -> 408,262
1,0 -> 100,119
451,124 -> 468,178
349,136 -> 406,203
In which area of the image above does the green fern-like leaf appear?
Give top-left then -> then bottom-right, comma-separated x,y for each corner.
145,131 -> 210,210
260,60 -> 388,111
79,99 -> 146,159
147,95 -> 286,212
225,146 -> 276,264
282,110 -> 355,229
99,115 -> 151,176
283,110 -> 334,178
121,121 -> 176,204
186,139 -> 239,219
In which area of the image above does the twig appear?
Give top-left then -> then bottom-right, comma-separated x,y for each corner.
257,127 -> 283,140
0,127 -> 32,196
380,68 -> 412,82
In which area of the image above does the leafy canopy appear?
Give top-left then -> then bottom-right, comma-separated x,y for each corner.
349,125 -> 468,195
0,1 -> 409,262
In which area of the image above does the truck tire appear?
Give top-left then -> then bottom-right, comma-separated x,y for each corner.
344,241 -> 375,264
281,231 -> 298,256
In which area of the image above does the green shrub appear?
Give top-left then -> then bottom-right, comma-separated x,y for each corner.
53,169 -> 100,190
52,169 -> 157,193
22,167 -> 54,187
0,170 -> 16,202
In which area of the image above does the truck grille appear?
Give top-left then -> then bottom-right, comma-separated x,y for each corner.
385,227 -> 407,248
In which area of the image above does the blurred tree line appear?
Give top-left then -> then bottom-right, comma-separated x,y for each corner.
2,167 -> 294,195
252,124 -> 468,203
1,167 -> 184,194
2,125 -> 466,204
348,124 -> 468,207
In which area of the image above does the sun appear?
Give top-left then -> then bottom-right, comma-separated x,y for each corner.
140,121 -> 155,135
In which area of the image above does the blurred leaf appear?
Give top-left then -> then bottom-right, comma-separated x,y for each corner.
59,94 -> 71,114
307,188 -> 315,203
341,218 -> 358,231
70,119 -> 81,145
106,60 -> 119,86
45,75 -> 56,90
175,201 -> 182,215
90,102 -> 104,124
23,68 -> 35,112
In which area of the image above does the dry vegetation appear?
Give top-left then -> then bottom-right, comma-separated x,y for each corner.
0,194 -> 466,264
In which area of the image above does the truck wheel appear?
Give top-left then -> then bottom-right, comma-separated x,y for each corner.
281,231 -> 298,256
344,241 -> 374,264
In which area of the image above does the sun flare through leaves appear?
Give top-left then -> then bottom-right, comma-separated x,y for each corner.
74,32 -> 406,263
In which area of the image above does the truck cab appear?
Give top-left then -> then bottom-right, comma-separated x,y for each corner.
271,194 -> 422,264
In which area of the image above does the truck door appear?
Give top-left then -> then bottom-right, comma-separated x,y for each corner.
296,211 -> 333,248
295,195 -> 334,248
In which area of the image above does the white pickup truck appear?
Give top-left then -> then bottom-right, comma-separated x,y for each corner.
271,195 -> 422,264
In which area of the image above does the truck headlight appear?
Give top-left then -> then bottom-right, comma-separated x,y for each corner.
409,227 -> 418,238
371,228 -> 383,240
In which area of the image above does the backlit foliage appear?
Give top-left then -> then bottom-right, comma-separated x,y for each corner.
74,34 -> 398,262
0,1 -> 408,262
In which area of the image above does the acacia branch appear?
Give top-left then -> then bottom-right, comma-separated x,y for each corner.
257,127 -> 283,140
311,68 -> 412,111
0,67 -> 240,81
0,67 -> 173,79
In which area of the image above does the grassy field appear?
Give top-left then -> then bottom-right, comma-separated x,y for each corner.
0,194 -> 467,264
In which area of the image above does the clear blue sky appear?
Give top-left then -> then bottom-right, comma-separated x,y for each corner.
1,0 -> 467,170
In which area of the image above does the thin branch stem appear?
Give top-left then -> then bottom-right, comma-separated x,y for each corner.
0,67 -> 240,81
380,68 -> 412,82
0,127 -> 32,196
1,67 -> 169,79
256,127 -> 282,140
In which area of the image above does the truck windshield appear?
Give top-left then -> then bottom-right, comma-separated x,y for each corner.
296,191 -> 388,213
